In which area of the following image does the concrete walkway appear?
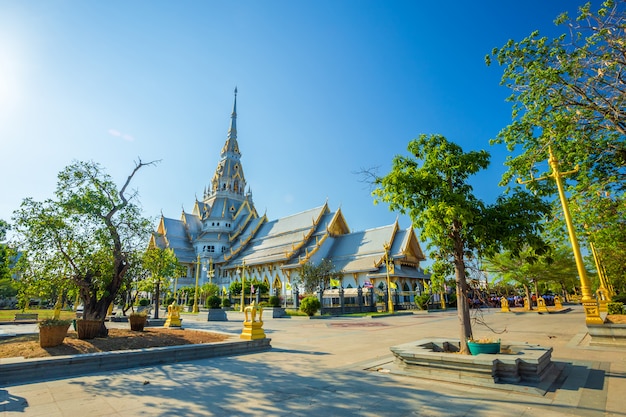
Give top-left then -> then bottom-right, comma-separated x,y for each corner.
1,305 -> 625,416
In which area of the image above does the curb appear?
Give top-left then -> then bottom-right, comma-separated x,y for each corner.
0,337 -> 271,386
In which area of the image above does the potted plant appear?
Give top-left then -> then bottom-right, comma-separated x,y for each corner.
206,295 -> 228,321
39,318 -> 73,348
268,295 -> 286,318
467,338 -> 501,355
129,311 -> 148,331
137,298 -> 151,315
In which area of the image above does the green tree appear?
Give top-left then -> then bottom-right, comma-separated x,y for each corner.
296,259 -> 343,294
373,134 -> 550,354
115,250 -> 149,315
484,248 -> 549,309
12,160 -> 154,336
487,1 -> 626,293
141,247 -> 180,319
0,220 -> 17,300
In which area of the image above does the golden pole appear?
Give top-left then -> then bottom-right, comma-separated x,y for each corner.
239,260 -> 246,313
590,242 -> 611,298
384,243 -> 394,314
547,147 -> 603,325
192,254 -> 200,314
208,258 -> 214,285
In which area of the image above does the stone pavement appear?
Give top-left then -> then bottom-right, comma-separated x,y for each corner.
1,305 -> 625,416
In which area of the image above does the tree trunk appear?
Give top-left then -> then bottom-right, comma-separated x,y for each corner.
523,284 -> 533,310
154,281 -> 160,319
452,225 -> 472,354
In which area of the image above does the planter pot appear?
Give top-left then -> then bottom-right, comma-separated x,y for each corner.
77,319 -> 105,340
467,340 -> 501,355
207,308 -> 228,321
39,323 -> 71,348
129,315 -> 147,331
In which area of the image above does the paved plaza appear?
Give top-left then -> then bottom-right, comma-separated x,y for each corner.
1,305 -> 625,416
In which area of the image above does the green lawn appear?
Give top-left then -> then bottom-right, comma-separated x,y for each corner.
0,309 -> 77,322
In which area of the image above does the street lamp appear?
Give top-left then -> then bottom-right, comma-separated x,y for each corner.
207,258 -> 215,285
237,260 -> 246,312
383,242 -> 395,314
192,254 -> 201,314
519,147 -> 602,325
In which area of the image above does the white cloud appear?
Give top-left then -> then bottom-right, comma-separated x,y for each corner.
108,128 -> 135,142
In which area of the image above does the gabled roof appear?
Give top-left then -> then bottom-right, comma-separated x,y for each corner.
312,224 -> 398,273
225,204 -> 330,268
150,216 -> 197,263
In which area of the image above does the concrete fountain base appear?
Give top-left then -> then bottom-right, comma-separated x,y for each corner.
388,338 -> 559,394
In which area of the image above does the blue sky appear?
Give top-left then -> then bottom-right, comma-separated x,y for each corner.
0,1 -> 591,244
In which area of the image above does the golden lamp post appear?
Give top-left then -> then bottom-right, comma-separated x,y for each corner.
192,254 -> 201,314
237,260 -> 247,313
207,258 -> 215,285
383,242 -> 395,314
520,147 -> 602,325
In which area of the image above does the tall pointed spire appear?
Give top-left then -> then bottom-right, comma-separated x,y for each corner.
228,87 -> 237,140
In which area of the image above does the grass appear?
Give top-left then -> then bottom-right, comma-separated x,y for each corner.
0,309 -> 77,322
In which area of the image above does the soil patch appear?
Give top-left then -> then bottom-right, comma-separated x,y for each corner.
606,314 -> 626,324
0,328 -> 230,359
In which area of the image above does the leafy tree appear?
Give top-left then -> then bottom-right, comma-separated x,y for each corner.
487,1 -> 625,190
201,282 -> 219,298
296,259 -> 343,294
141,247 -> 180,319
373,134 -> 550,354
12,160 -> 155,336
484,248 -> 549,309
487,1 -> 626,293
115,250 -> 149,315
229,281 -> 242,296
0,220 -> 17,300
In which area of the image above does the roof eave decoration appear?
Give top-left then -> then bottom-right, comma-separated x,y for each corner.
296,232 -> 329,265
223,214 -> 267,261
229,209 -> 261,243
404,228 -> 426,262
326,207 -> 350,236
157,216 -> 166,235
374,221 -> 400,268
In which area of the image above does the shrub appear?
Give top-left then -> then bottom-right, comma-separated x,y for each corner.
38,318 -> 72,328
268,295 -> 281,307
447,293 -> 457,307
612,293 -> 626,304
221,298 -> 231,308
608,302 -> 624,315
415,294 -> 430,310
206,295 -> 222,309
300,296 -> 321,317
138,298 -> 150,307
166,297 -> 175,306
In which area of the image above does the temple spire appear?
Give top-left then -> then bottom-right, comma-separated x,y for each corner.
228,87 -> 237,140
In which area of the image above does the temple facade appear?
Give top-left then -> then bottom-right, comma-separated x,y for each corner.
150,90 -> 430,299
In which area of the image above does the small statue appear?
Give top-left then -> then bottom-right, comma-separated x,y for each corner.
500,296 -> 510,312
241,301 -> 266,340
164,301 -> 182,328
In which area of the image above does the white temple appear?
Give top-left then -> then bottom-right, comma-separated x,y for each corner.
150,89 -> 430,298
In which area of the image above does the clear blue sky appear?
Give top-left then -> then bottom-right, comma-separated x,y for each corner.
0,1 -> 592,240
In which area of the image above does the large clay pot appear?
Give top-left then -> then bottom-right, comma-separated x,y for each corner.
77,319 -> 105,339
129,314 -> 147,331
39,323 -> 71,348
